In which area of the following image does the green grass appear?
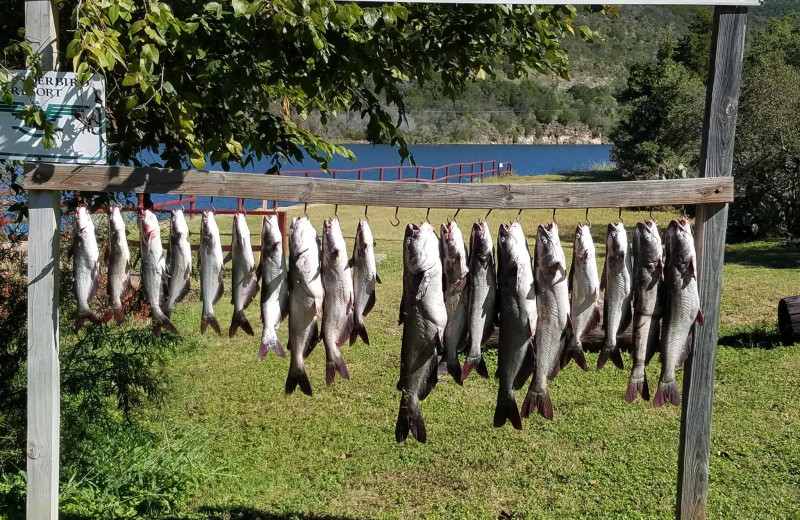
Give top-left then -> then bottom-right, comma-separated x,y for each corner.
120,175 -> 800,519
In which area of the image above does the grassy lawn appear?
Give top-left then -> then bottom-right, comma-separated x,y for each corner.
121,174 -> 800,519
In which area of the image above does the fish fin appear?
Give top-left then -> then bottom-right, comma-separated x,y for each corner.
585,304 -> 602,338
156,314 -> 178,335
513,343 -> 535,390
416,273 -> 430,301
597,345 -> 624,370
560,339 -> 588,372
115,307 -> 126,325
244,275 -> 260,308
363,289 -> 376,317
494,391 -> 522,430
689,258 -> 696,279
456,275 -> 468,292
461,354 -> 489,382
201,314 -> 221,336
101,308 -> 116,324
223,250 -> 232,264
653,380 -> 680,408
74,310 -> 101,332
336,313 -> 354,348
437,357 -> 463,386
695,309 -> 704,325
376,273 -> 382,284
521,388 -> 553,420
676,331 -> 694,369
395,392 -> 426,443
349,315 -> 370,346
174,278 -> 191,304
89,261 -> 100,302
419,354 -> 440,401
325,347 -> 350,386
481,325 -> 495,346
259,336 -> 286,360
434,328 -> 445,355
213,278 -> 224,305
626,373 -> 650,403
547,360 -> 562,381
398,291 -> 406,326
619,303 -> 633,335
600,256 -> 607,292
285,365 -> 313,396
229,311 -> 254,337
567,313 -> 574,332
568,252 -> 575,292
304,324 -> 319,358
347,257 -> 354,269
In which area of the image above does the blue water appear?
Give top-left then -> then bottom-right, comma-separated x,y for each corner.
151,144 -> 611,211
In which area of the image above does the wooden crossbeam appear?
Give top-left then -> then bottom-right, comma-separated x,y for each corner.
25,163 -> 734,209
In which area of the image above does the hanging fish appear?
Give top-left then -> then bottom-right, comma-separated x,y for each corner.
494,222 -> 536,430
439,219 -> 469,384
285,216 -> 324,396
598,222 -> 633,370
258,214 -> 289,359
164,209 -> 192,319
198,211 -> 224,335
73,206 -> 101,331
396,222 -> 447,443
522,222 -> 571,421
321,217 -> 354,385
654,218 -> 703,407
102,206 -> 130,325
229,213 -> 259,337
462,221 -> 495,381
139,209 -> 178,337
562,224 -> 600,371
628,220 -> 664,403
350,219 -> 380,346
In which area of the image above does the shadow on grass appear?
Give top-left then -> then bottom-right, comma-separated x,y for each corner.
718,324 -> 784,350
725,242 -> 800,269
64,508 -> 357,520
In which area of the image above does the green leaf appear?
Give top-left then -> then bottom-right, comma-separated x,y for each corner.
125,95 -> 139,111
362,9 -> 379,29
109,4 -> 120,24
189,150 -> 206,169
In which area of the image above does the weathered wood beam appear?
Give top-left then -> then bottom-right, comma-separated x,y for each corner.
358,1 -> 763,6
677,6 -> 747,520
25,163 -> 734,209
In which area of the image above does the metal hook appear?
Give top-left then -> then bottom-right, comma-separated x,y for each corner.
649,208 -> 654,222
618,207 -> 623,223
390,207 -> 400,227
334,204 -> 339,219
552,208 -> 557,224
682,206 -> 688,220
483,208 -> 492,223
425,208 -> 431,223
364,206 -> 369,222
452,208 -> 460,222
178,194 -> 185,212
304,203 -> 309,218
585,208 -> 591,228
516,209 -> 522,223
210,197 -> 216,213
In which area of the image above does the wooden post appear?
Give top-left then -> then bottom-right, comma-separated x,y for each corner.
25,2 -> 60,520
677,6 -> 747,520
26,191 -> 61,520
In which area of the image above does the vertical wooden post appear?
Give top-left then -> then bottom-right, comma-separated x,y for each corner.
26,3 -> 60,519
677,7 -> 747,520
26,191 -> 61,520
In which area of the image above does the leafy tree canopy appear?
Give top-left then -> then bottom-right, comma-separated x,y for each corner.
1,0 -> 600,172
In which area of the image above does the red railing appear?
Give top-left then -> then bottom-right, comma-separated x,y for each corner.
280,160 -> 513,183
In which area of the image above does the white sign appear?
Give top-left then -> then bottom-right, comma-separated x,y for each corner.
0,71 -> 106,164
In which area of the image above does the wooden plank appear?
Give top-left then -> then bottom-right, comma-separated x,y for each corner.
24,1 -> 59,70
24,164 -> 734,209
677,6 -> 747,520
26,191 -> 61,520
777,295 -> 800,346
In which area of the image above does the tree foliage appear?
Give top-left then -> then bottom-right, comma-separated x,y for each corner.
1,0 -> 599,171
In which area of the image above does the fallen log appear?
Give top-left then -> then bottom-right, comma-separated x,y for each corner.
778,295 -> 800,346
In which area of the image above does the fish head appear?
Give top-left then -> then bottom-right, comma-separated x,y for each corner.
498,221 -> 527,266
139,209 -> 160,242
355,219 -> 374,255
606,222 -> 628,257
289,217 -> 318,262
470,221 -> 493,258
74,206 -> 95,237
404,222 -> 438,274
573,224 -> 594,262
233,213 -> 250,247
666,218 -> 695,263
322,217 -> 346,259
440,220 -> 468,284
170,209 -> 189,239
260,214 -> 282,249
634,220 -> 662,263
536,222 -> 564,272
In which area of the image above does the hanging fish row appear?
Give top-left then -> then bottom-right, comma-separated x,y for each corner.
71,206 -> 380,394
395,217 -> 703,443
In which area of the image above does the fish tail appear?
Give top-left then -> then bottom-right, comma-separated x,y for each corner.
395,391 -> 426,443
626,368 -> 650,403
461,353 -> 489,382
349,315 -> 370,346
201,314 -> 221,335
325,346 -> 350,386
259,330 -> 286,360
156,314 -> 179,336
597,342 -> 624,370
101,306 -> 125,325
285,364 -> 312,396
74,310 -> 101,332
653,379 -> 680,408
561,337 -> 589,372
437,356 -> 463,386
493,390 -> 522,430
521,387 -> 553,420
229,310 -> 254,337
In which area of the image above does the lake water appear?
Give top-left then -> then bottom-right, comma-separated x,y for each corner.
152,144 -> 612,211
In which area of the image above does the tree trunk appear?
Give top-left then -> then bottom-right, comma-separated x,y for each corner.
778,295 -> 800,346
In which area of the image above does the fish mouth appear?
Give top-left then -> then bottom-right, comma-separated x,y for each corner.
405,223 -> 420,238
